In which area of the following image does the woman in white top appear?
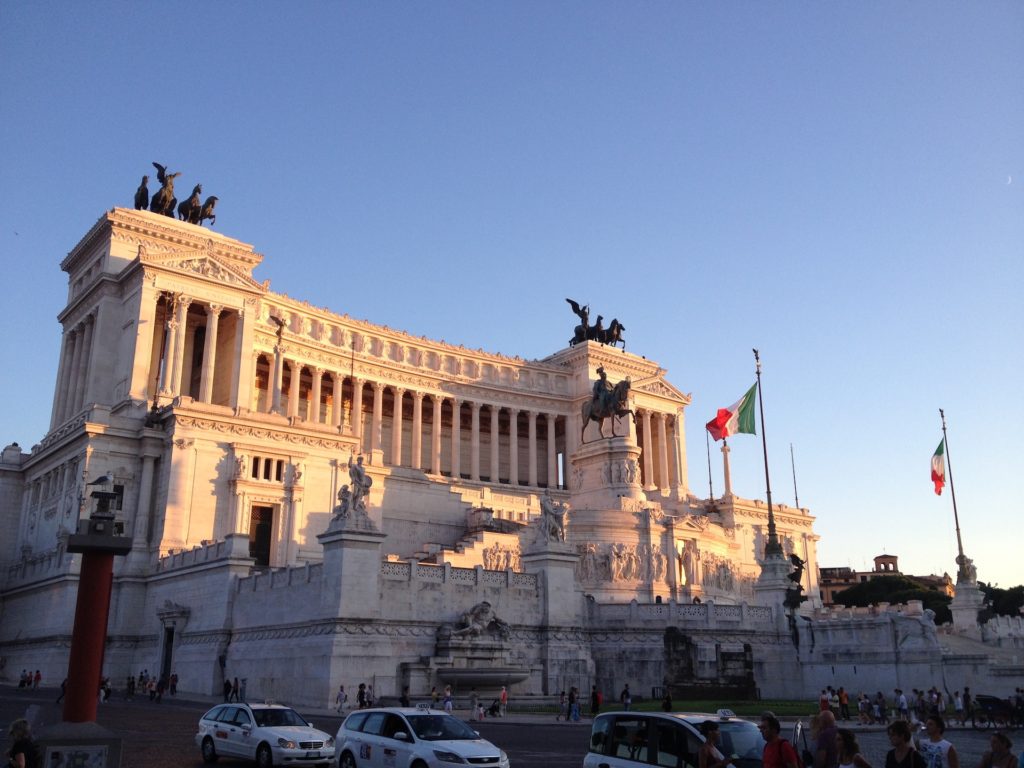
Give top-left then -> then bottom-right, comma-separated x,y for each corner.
836,728 -> 873,768
699,721 -> 732,768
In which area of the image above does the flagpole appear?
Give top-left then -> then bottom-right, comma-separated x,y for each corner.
940,408 -> 966,572
705,429 -> 714,501
754,349 -> 782,557
790,443 -> 800,509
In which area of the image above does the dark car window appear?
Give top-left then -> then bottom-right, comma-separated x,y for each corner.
204,706 -> 226,723
361,712 -> 388,736
718,721 -> 765,768
254,708 -> 308,728
382,714 -> 410,740
589,715 -> 614,754
609,716 -> 649,763
343,712 -> 369,732
232,709 -> 253,727
653,720 -> 688,768
216,707 -> 239,724
405,714 -> 479,741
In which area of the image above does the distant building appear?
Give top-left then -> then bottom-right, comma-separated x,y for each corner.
818,554 -> 954,606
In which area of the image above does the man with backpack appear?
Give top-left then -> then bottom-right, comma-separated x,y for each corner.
760,713 -> 800,768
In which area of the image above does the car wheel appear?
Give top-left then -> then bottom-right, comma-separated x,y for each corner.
410,761 -> 429,768
338,752 -> 358,768
201,737 -> 218,764
256,742 -> 274,768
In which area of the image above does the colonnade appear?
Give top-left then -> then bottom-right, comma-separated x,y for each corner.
635,407 -> 686,494
51,310 -> 97,428
156,295 -> 242,405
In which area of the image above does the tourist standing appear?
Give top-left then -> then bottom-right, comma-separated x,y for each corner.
357,683 -> 367,709
815,711 -> 839,768
335,684 -> 347,713
884,721 -> 925,768
953,692 -> 964,726
896,690 -> 909,721
916,716 -> 959,768
469,688 -> 479,721
169,672 -> 178,696
399,686 -> 411,708
760,713 -> 799,768
499,685 -> 508,717
662,688 -> 673,712
230,677 -> 240,702
443,685 -> 453,714
32,671 -> 41,690
700,720 -> 732,768
7,718 -> 39,768
431,686 -> 439,709
557,691 -> 567,721
620,684 -> 632,712
222,678 -> 232,702
836,728 -> 872,768
570,687 -> 580,721
839,688 -> 851,721
975,733 -> 1016,768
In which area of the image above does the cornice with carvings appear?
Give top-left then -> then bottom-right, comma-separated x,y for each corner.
172,414 -> 356,451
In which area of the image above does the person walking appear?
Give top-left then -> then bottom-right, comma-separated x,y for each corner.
975,732 -> 1016,768
335,684 -> 348,713
499,685 -> 508,717
760,713 -> 799,768
884,721 -> 925,768
916,715 -> 960,768
443,685 -> 453,714
836,728 -> 872,768
620,684 -> 632,712
700,721 -> 733,768
590,685 -> 601,717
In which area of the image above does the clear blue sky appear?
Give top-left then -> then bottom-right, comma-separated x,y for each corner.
1,2 -> 1020,587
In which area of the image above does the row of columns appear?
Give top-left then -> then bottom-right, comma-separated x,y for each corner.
157,296 -> 241,403
51,310 -> 97,428
637,407 -> 685,493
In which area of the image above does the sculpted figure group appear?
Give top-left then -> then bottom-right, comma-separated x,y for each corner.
331,454 -> 376,531
133,162 -> 218,227
566,299 -> 626,349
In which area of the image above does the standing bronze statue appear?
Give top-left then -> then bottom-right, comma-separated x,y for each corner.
566,298 -> 590,345
149,162 -> 181,217
134,175 -> 149,210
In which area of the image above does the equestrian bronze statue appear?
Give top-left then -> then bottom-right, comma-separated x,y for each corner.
566,298 -> 626,349
581,367 -> 635,442
134,164 -> 219,227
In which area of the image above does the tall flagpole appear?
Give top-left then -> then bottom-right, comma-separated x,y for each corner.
754,349 -> 782,557
705,429 -> 714,501
790,443 -> 800,509
940,409 -> 967,574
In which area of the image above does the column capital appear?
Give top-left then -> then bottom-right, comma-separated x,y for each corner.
470,400 -> 481,413
431,393 -> 443,405
372,380 -> 385,393
412,390 -> 425,401
206,303 -> 223,316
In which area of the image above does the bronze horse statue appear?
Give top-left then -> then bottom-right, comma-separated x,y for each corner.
197,196 -> 218,227
581,378 -> 635,442
177,184 -> 203,223
596,318 -> 626,349
149,162 -> 180,217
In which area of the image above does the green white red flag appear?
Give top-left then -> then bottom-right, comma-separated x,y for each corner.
931,438 -> 946,495
706,383 -> 758,441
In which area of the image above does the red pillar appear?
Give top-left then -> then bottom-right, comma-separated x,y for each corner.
63,552 -> 114,723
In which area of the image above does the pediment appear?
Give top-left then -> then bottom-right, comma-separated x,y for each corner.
633,375 -> 691,404
139,245 -> 266,292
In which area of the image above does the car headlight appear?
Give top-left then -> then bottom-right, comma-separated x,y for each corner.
277,738 -> 297,749
432,749 -> 468,763
500,750 -> 509,763
326,736 -> 335,747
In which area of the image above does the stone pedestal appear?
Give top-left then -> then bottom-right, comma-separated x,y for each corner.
521,542 -> 581,627
950,578 -> 985,640
569,437 -> 644,510
754,553 -> 791,632
317,524 -> 387,618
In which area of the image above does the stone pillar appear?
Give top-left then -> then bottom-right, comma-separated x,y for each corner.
641,409 -> 655,490
50,331 -> 72,429
508,408 -> 519,485
158,308 -> 176,396
170,297 -> 191,396
127,282 -> 160,404
546,414 -> 558,489
56,328 -> 79,423
231,305 -> 256,410
489,406 -> 500,483
722,442 -> 732,497
674,408 -> 689,496
318,526 -> 388,619
391,387 -> 405,466
271,346 -> 285,414
371,382 -> 385,453
199,304 -> 221,403
351,378 -> 363,439
69,316 -> 93,412
332,374 -> 343,429
470,401 -> 481,481
431,395 -> 443,475
527,411 -> 538,487
309,367 -> 323,423
411,392 -> 424,469
75,312 -> 96,410
450,399 -> 462,480
657,412 -> 670,493
287,360 -> 301,418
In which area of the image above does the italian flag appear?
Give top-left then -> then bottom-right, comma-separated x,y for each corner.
705,383 -> 758,441
931,438 -> 946,495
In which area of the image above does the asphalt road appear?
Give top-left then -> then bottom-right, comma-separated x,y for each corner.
1,686 -> 1013,768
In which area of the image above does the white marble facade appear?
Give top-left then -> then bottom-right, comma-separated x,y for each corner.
0,208 -> 835,705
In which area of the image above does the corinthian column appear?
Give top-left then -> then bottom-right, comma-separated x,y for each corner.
546,414 -> 558,489
351,378 -> 363,441
657,412 -> 670,493
332,374 -> 343,429
309,367 -> 323,423
391,387 -> 405,466
527,410 -> 538,487
489,406 -> 500,483
170,297 -> 192,396
287,360 -> 301,418
508,408 -> 519,485
411,392 -> 424,469
470,402 -> 481,481
271,346 -> 285,414
450,399 -> 462,479
371,381 -> 385,453
199,304 -> 221,403
431,395 -> 443,475
641,409 -> 655,489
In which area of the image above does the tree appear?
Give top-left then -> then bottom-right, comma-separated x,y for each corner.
977,582 -> 1024,620
833,575 -> 952,624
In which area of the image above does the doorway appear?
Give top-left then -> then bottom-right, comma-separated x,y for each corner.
249,505 -> 274,567
161,626 -> 174,681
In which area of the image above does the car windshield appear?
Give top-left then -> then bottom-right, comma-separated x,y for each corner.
253,708 -> 309,728
406,714 -> 480,741
718,721 -> 766,768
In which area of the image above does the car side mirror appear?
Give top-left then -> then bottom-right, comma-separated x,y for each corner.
393,731 -> 410,742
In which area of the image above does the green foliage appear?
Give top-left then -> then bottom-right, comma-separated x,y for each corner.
833,575 -> 952,624
978,582 -> 1024,618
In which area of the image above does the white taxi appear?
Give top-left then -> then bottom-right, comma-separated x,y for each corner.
195,702 -> 335,767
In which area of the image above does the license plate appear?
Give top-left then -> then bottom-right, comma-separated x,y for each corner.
305,751 -> 320,759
